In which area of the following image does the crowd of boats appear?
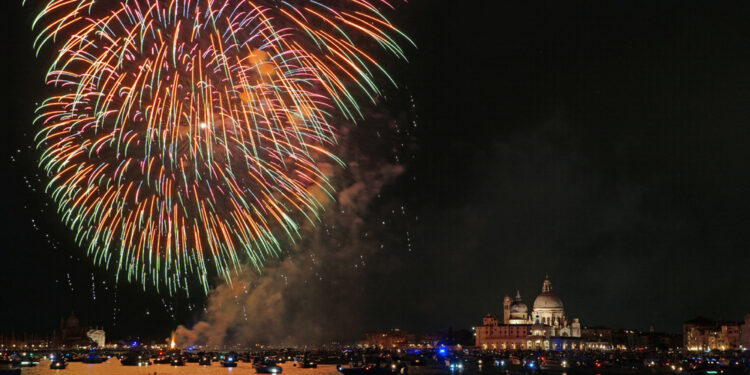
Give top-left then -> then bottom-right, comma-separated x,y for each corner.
1,347 -> 749,374
0,349 -> 294,371
446,349 -> 750,374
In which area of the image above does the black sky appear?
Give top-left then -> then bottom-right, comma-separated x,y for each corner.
2,1 -> 750,341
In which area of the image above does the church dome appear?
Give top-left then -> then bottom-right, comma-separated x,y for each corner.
65,312 -> 79,328
510,301 -> 528,314
509,290 -> 528,317
533,292 -> 563,309
533,276 -> 564,310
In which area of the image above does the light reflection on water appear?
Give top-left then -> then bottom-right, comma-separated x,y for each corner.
15,360 -> 341,375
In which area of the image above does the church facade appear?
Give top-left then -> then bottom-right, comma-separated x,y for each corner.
475,276 -> 582,351
51,312 -> 105,348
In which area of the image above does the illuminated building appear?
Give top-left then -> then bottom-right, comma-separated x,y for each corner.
742,314 -> 750,349
611,329 -> 640,350
86,329 -> 106,348
581,326 -> 613,349
475,276 -> 583,350
52,312 -> 104,348
683,316 -> 742,351
358,329 -> 475,349
0,334 -> 50,349
359,329 -> 416,348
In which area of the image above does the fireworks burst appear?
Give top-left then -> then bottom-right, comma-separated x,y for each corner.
29,0 -> 411,294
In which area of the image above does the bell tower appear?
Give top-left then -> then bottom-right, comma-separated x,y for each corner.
503,294 -> 512,324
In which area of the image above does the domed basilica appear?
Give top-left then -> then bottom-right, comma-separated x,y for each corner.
475,276 -> 582,350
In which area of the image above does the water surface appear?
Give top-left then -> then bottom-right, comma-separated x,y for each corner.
11,359 -> 341,375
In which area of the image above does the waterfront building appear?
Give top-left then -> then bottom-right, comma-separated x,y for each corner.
358,329 -> 473,348
683,316 -> 742,351
742,314 -> 750,349
475,276 -> 582,350
359,329 -> 416,348
0,334 -> 50,349
637,329 -> 682,350
52,312 -> 105,348
86,329 -> 106,348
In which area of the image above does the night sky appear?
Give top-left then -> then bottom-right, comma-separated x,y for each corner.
3,1 -> 750,343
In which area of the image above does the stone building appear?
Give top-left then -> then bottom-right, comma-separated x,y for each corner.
742,314 -> 750,349
359,329 -> 416,348
683,316 -> 742,351
51,312 -> 104,348
475,276 -> 582,350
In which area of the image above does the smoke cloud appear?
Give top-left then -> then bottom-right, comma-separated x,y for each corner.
175,101 -> 413,347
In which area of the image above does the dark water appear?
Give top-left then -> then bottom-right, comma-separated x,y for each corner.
4,360 -> 340,375
3,358 -> 723,375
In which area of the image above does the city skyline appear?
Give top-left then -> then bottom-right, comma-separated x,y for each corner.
3,0 -> 750,345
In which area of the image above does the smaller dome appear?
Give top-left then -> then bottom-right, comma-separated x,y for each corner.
510,301 -> 528,314
508,290 -> 528,317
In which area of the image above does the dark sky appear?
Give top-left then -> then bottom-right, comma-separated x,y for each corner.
2,1 -> 750,341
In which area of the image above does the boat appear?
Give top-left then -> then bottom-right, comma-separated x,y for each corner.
221,352 -> 239,367
153,355 -> 171,364
120,352 -> 151,366
170,355 -> 185,366
11,354 -> 37,368
409,356 -> 426,366
337,363 -> 406,375
11,359 -> 36,367
82,353 -> 105,363
538,354 -> 571,372
254,360 -> 283,373
152,350 -> 170,364
199,353 -> 212,366
294,355 -> 318,369
317,355 -> 342,365
50,358 -> 67,369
